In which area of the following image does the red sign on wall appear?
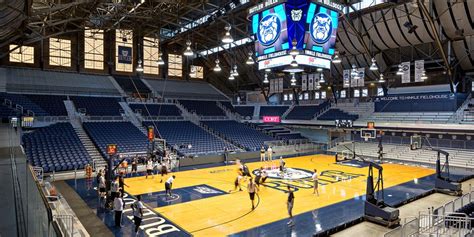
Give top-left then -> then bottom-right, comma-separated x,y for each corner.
147,126 -> 154,141
263,116 -> 281,123
107,144 -> 117,155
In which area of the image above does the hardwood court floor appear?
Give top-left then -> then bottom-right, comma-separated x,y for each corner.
123,155 -> 435,236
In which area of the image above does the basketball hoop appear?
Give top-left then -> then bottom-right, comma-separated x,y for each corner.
360,128 -> 376,142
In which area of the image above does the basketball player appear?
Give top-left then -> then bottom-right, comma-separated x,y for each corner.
279,157 -> 286,177
165,175 -> 176,197
260,168 -> 268,185
145,158 -> 153,179
267,146 -> 273,161
160,162 -> 168,183
260,146 -> 266,162
287,185 -> 295,226
229,168 -> 243,193
98,170 -> 106,199
131,156 -> 138,176
241,162 -> 252,181
247,177 -> 259,210
312,169 -> 319,196
132,195 -> 144,235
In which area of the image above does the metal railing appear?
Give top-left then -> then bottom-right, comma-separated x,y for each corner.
385,186 -> 474,237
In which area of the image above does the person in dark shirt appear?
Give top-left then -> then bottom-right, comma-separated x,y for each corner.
287,185 -> 295,226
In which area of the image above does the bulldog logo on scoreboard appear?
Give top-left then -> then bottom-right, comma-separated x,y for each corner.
311,12 -> 333,44
258,14 -> 281,46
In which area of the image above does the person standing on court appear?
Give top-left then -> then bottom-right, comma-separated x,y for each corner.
287,185 -> 295,226
165,175 -> 176,197
267,146 -> 273,161
113,193 -> 124,227
111,176 -> 120,199
132,195 -> 144,235
312,169 -> 319,196
145,158 -> 153,179
248,177 -> 259,210
260,146 -> 266,162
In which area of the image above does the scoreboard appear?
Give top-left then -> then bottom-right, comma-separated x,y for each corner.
249,0 -> 341,70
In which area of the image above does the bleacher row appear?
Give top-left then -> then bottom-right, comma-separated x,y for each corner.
331,138 -> 474,169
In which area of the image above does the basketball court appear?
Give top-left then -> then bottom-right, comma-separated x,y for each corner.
66,153 -> 462,236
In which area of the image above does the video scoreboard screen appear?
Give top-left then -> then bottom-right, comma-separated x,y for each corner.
249,0 -> 340,70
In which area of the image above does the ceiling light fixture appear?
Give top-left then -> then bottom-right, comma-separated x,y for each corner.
288,39 -> 299,56
183,40 -> 194,56
222,25 -> 234,44
136,59 -> 144,72
332,51 -> 341,64
157,53 -> 165,65
246,52 -> 255,65
213,59 -> 221,72
370,58 -> 378,71
232,65 -> 239,76
263,74 -> 269,84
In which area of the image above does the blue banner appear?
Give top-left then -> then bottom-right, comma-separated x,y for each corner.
118,46 -> 132,64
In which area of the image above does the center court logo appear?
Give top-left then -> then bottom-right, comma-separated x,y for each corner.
311,12 -> 333,44
193,186 -> 223,194
258,14 -> 281,46
253,167 -> 313,180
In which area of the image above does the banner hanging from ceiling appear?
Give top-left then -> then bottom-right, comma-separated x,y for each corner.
343,69 -> 350,88
118,46 -> 132,64
414,60 -> 424,82
401,61 -> 411,84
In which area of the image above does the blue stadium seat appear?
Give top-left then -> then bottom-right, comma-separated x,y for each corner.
71,96 -> 123,116
83,122 -> 148,159
259,106 -> 289,118
129,104 -> 181,117
234,106 -> 254,118
286,102 -> 330,120
202,120 -> 275,151
317,108 -> 359,121
179,100 -> 225,116
144,121 -> 234,155
22,123 -> 92,172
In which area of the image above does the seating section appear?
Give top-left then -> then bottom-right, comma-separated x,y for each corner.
83,122 -> 148,158
144,121 -> 233,155
179,100 -> 225,116
4,68 -> 121,96
0,104 -> 19,119
286,102 -> 330,120
25,94 -> 68,116
202,120 -> 275,151
462,99 -> 474,124
363,112 -> 454,124
333,102 -> 374,119
22,123 -> 91,172
220,101 -> 236,113
317,108 -> 359,121
71,96 -> 122,116
259,106 -> 289,117
455,202 -> 474,221
129,104 -> 181,117
234,106 -> 254,118
0,93 -> 67,116
113,76 -> 151,94
145,79 -> 227,100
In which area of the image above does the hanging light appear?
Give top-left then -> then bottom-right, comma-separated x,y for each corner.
231,65 -> 239,76
246,52 -> 255,65
263,73 -> 269,84
290,56 -> 298,67
332,52 -> 341,64
319,73 -> 325,83
379,73 -> 385,83
136,59 -> 144,72
213,59 -> 221,72
370,58 -> 378,71
421,70 -> 428,80
265,68 -> 271,72
316,83 -> 322,90
157,53 -> 165,65
183,40 -> 194,56
351,64 -> 357,77
396,64 -> 404,75
411,0 -> 418,8
222,25 -> 234,44
228,73 -> 235,80
317,67 -> 323,72
288,39 -> 299,56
